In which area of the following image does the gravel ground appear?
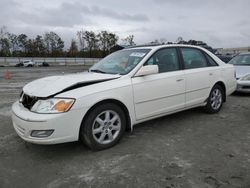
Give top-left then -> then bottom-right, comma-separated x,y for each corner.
0,66 -> 250,188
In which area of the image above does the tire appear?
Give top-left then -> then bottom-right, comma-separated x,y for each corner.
80,103 -> 126,150
204,84 -> 224,114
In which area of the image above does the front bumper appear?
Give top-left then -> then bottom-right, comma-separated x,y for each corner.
11,101 -> 86,144
236,80 -> 250,93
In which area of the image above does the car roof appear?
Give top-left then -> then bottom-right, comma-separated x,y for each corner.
126,44 -> 226,66
127,44 -> 209,51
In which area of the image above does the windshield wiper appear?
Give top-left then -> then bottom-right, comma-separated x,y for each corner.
90,69 -> 108,74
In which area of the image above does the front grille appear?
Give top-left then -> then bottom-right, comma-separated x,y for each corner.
21,93 -> 38,110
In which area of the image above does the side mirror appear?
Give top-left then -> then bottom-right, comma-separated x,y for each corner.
135,65 -> 159,77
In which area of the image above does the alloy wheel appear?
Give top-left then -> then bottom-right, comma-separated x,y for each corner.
210,88 -> 222,110
92,110 -> 121,145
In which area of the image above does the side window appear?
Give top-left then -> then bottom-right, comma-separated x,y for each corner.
145,48 -> 180,73
181,48 -> 208,69
205,53 -> 218,66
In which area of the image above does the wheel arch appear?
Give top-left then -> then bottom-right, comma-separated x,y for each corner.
213,81 -> 226,102
79,99 -> 132,139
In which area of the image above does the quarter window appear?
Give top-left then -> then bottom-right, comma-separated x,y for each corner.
181,48 -> 208,69
205,54 -> 218,66
145,48 -> 180,73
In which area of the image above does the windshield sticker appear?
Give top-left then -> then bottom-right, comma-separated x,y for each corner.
130,52 -> 146,58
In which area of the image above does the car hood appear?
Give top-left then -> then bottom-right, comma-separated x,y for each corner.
234,65 -> 250,78
23,72 -> 121,97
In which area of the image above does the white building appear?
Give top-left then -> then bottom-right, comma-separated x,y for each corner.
216,47 -> 250,55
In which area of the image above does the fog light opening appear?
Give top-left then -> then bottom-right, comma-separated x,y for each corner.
31,130 -> 54,138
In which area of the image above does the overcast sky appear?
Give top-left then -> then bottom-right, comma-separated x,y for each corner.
1,0 -> 250,48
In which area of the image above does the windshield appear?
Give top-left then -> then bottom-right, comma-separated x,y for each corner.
90,49 -> 151,75
228,54 -> 250,66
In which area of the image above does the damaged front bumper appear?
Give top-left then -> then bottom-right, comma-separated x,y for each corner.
11,101 -> 85,144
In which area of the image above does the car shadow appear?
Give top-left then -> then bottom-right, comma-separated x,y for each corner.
132,107 -> 202,131
231,92 -> 250,97
20,107 -> 205,155
23,140 -> 89,154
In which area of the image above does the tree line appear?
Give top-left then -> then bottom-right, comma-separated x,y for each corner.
0,26 -> 135,58
0,25 -> 216,58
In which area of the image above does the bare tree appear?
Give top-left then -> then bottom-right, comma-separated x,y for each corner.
176,36 -> 184,44
122,35 -> 135,46
77,30 -> 85,52
33,35 -> 46,56
0,26 -> 10,56
68,39 -> 78,57
83,31 -> 99,57
159,38 -> 167,44
8,33 -> 18,54
107,33 -> 119,53
98,31 -> 109,54
0,26 -> 8,39
17,34 -> 28,54
44,32 -> 64,56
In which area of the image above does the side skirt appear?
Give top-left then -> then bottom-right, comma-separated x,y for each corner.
132,102 -> 206,127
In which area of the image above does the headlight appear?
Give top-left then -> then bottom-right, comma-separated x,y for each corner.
31,98 -> 75,113
240,74 -> 250,81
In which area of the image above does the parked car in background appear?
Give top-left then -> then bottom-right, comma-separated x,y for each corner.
36,62 -> 50,67
228,52 -> 250,93
15,61 -> 49,67
15,62 -> 24,67
12,45 -> 236,150
216,54 -> 234,63
22,60 -> 36,67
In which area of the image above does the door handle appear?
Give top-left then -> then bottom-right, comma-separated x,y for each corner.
176,78 -> 184,82
209,73 -> 213,76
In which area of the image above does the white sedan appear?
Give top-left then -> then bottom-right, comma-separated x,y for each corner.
12,45 -> 236,150
23,60 -> 36,67
228,52 -> 250,93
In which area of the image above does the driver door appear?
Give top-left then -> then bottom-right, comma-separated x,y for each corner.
132,48 -> 185,120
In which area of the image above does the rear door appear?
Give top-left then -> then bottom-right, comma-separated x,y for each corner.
180,47 -> 212,107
